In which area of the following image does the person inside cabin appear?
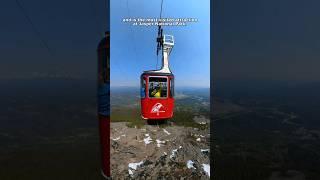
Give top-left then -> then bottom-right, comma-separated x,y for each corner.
151,83 -> 162,98
149,83 -> 154,97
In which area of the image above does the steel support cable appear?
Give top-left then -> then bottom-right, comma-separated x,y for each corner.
15,0 -> 53,56
156,0 -> 164,69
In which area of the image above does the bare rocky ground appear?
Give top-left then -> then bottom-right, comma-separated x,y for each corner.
110,122 -> 210,179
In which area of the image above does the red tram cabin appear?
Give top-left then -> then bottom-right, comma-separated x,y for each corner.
141,33 -> 175,120
141,73 -> 174,119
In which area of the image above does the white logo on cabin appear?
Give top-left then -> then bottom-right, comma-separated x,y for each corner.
151,103 -> 165,116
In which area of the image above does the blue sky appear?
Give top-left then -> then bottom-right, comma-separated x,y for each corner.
0,0 -> 107,79
3,0 -> 320,83
110,0 -> 210,87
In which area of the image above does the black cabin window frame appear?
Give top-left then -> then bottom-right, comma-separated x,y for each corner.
147,76 -> 169,99
141,76 -> 146,98
170,78 -> 174,97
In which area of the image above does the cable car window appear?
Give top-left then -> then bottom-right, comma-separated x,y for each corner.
141,78 -> 146,98
170,78 -> 174,97
148,77 -> 167,98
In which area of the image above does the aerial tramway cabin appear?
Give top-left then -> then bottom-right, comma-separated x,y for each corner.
141,34 -> 175,120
